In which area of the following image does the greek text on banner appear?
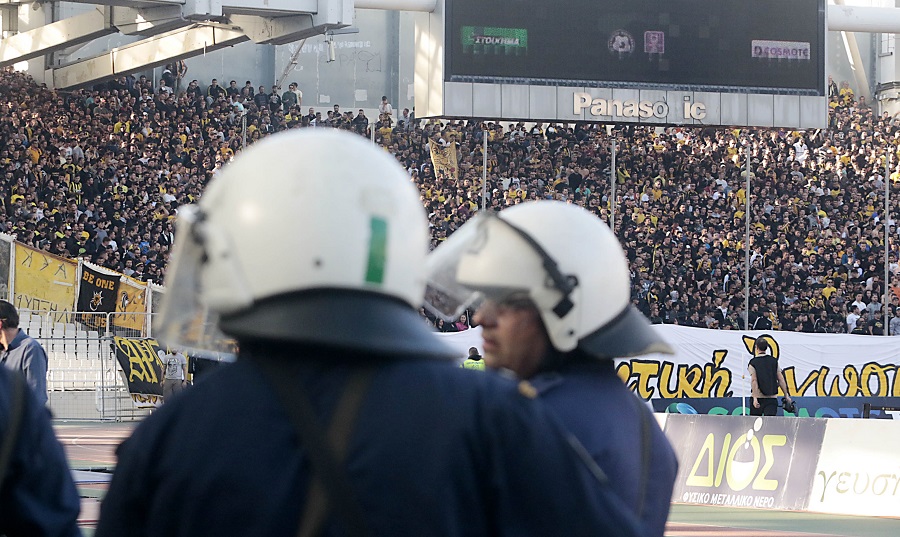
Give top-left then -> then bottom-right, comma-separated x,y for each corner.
14,244 -> 76,319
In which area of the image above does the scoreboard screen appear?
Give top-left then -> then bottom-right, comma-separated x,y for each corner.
446,0 -> 825,96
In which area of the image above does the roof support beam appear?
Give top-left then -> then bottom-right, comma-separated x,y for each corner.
113,5 -> 190,36
40,0 -> 186,8
829,5 -> 900,34
0,7 -> 114,67
230,13 -> 346,45
354,0 -> 436,12
49,24 -> 246,88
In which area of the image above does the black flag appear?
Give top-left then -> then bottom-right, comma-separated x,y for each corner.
77,265 -> 120,327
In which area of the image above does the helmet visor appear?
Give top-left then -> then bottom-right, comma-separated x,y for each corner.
424,213 -> 533,321
156,205 -> 237,360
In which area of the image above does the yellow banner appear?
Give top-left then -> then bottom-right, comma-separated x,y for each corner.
429,142 -> 459,182
13,244 -> 77,320
113,275 -> 148,333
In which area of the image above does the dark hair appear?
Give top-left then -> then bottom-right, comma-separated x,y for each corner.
755,339 -> 769,353
0,300 -> 20,328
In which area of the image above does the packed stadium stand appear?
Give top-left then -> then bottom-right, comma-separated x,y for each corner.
1,65 -> 897,342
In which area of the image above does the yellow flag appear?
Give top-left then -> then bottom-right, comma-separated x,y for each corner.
13,244 -> 77,320
429,143 -> 459,182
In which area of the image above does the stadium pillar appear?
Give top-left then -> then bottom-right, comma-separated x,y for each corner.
742,140 -> 750,415
610,138 -> 616,235
481,128 -> 487,211
242,112 -> 248,150
886,150 -> 891,335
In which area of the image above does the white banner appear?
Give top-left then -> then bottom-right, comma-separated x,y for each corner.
810,419 -> 900,517
439,325 -> 900,399
435,327 -> 484,364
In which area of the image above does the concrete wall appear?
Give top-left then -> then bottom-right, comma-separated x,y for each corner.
273,8 -> 413,113
33,3 -> 415,113
15,1 -> 52,83
182,41 -> 276,95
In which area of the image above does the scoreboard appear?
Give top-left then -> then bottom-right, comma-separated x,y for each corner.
446,0 -> 824,95
416,0 -> 828,128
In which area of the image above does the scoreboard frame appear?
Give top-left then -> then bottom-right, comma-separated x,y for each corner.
415,0 -> 828,128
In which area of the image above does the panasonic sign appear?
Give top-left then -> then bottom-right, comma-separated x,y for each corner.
573,92 -> 707,121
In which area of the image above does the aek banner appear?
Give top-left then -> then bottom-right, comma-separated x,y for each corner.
77,263 -> 120,328
440,325 -> 900,400
617,326 -> 900,400
112,336 -> 164,407
13,243 -> 77,320
666,414 -> 826,511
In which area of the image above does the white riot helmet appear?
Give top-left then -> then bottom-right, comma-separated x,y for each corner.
425,201 -> 672,359
158,129 -> 456,360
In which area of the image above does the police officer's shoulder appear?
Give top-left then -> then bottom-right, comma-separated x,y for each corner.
474,369 -> 554,405
517,380 -> 538,399
438,363 -> 532,398
525,372 -> 566,396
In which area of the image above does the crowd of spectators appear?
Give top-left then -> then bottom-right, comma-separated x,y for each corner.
2,65 -> 900,335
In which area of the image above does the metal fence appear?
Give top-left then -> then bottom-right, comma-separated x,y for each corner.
20,309 -> 159,421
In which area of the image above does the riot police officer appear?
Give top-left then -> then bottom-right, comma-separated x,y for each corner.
426,201 -> 679,537
96,130 -> 641,537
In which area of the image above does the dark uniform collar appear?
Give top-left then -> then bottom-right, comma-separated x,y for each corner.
528,373 -> 565,396
2,329 -> 26,352
530,359 -> 616,396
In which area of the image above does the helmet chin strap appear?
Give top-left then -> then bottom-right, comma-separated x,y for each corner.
494,214 -> 578,318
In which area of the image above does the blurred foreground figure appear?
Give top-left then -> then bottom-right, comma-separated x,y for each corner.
0,367 -> 81,537
96,130 -> 641,537
426,201 -> 679,536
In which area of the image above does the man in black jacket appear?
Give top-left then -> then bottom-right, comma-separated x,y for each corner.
748,338 -> 793,416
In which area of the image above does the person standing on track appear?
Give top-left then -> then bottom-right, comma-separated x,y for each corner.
0,300 -> 50,407
461,347 -> 485,370
159,348 -> 188,402
748,338 -> 792,416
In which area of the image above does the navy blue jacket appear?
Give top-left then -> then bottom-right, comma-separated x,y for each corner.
0,367 -> 81,537
96,353 -> 642,537
531,361 -> 678,537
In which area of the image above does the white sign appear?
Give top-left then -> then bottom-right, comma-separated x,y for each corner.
810,419 -> 900,517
